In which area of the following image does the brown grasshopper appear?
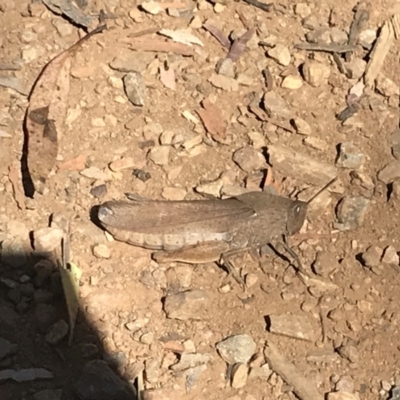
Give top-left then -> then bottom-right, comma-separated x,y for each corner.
96,178 -> 337,286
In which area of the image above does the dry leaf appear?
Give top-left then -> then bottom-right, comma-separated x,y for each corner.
160,66 -> 176,90
197,99 -> 227,142
24,25 -> 105,193
159,29 -> 204,47
8,162 -> 26,210
227,28 -> 255,62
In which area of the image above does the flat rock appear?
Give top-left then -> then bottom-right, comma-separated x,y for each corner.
45,319 -> 69,344
378,161 -> 400,183
33,227 -> 64,253
123,72 -> 147,106
231,363 -> 248,388
268,313 -> 316,341
382,245 -> 399,265
216,334 -> 256,364
164,289 -> 210,320
208,74 -> 238,91
268,143 -> 337,185
263,92 -> 292,119
336,142 -> 365,169
361,245 -> 383,268
312,251 -> 339,277
73,360 -> 135,400
302,60 -> 331,87
327,391 -> 359,400
335,195 -> 370,231
233,147 -> 265,172
267,44 -> 291,66
148,146 -> 171,166
0,238 -> 29,268
110,52 -> 154,73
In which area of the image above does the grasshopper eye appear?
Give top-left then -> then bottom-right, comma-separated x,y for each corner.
295,205 -> 301,213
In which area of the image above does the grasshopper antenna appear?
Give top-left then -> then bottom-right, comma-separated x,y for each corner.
306,176 -> 338,205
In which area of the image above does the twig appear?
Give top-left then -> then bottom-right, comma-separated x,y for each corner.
294,42 -> 357,53
264,342 -> 324,400
242,0 -> 273,12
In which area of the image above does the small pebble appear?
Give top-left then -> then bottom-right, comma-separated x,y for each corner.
93,244 -> 111,259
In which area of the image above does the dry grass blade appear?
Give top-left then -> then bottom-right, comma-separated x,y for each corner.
122,37 -> 194,56
24,25 -> 105,192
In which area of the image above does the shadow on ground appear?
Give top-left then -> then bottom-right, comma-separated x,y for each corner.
0,250 -> 138,400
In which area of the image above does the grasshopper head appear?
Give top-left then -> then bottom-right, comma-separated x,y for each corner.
286,200 -> 308,235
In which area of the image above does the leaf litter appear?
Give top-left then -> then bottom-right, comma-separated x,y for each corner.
24,24 -> 105,193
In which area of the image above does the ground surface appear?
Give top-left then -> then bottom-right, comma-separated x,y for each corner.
1,0 -> 400,399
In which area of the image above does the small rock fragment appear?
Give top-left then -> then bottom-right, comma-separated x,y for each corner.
216,334 -> 256,364
231,363 -> 248,388
337,344 -> 359,363
45,320 -> 69,344
303,136 -> 328,151
109,154 -> 146,172
196,179 -> 223,197
295,3 -> 311,18
233,147 -> 265,172
164,289 -> 209,320
34,228 -> 64,253
263,92 -> 292,119
390,386 -> 400,400
268,143 -> 337,185
335,196 -> 370,231
141,1 -> 163,14
268,314 -> 316,341
361,245 -> 383,268
209,74 -> 238,91
376,75 -> 399,97
281,75 -> 303,89
145,358 -> 160,383
292,117 -> 312,135
267,44 -> 291,66
302,60 -> 331,87
90,184 -> 107,198
245,273 -> 258,288
346,58 -> 366,80
162,187 -> 187,200
381,245 -> 399,265
312,251 -> 339,277
216,58 -> 235,77
123,72 -> 147,106
336,142 -> 365,169
247,131 -> 265,148
93,244 -> 111,259
148,146 -> 171,165
378,161 -> 400,183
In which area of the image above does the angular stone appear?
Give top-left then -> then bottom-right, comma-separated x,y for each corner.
263,92 -> 292,119
164,289 -> 209,320
268,44 -> 291,66
34,228 -> 64,253
378,161 -> 400,183
336,142 -> 365,169
216,334 -> 256,364
335,196 -> 370,231
302,60 -> 330,87
233,147 -> 265,172
268,314 -> 316,341
268,143 -> 337,185
123,72 -> 147,106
